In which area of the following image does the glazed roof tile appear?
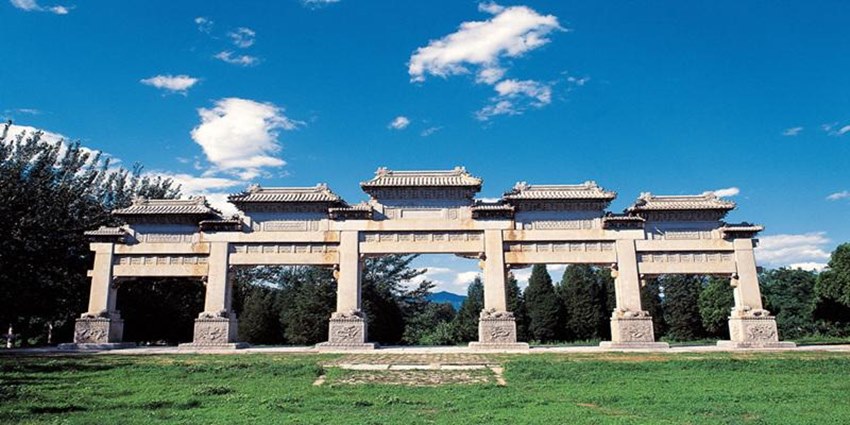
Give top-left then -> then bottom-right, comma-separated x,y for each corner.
361,167 -> 482,188
503,181 -> 616,201
228,184 -> 342,203
113,197 -> 219,216
627,192 -> 736,212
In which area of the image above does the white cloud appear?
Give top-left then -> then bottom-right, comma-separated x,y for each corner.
302,0 -> 340,8
823,122 -> 850,136
2,123 -> 65,145
454,271 -> 480,285
195,16 -> 214,33
10,0 -> 70,14
190,98 -> 302,180
228,27 -> 256,48
475,100 -> 517,120
782,126 -> 803,136
388,116 -> 410,130
420,126 -> 442,137
755,232 -> 831,269
152,172 -> 243,216
408,3 -> 562,83
476,67 -> 505,85
712,187 -> 740,198
787,262 -> 828,272
140,74 -> 199,94
827,191 -> 850,201
477,78 -> 553,120
214,51 -> 259,66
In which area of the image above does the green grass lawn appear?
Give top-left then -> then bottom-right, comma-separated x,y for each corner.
2,351 -> 849,424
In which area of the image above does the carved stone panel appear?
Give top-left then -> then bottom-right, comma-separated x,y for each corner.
74,317 -> 124,344
610,316 -> 656,343
326,314 -> 368,345
727,316 -> 780,345
192,316 -> 238,345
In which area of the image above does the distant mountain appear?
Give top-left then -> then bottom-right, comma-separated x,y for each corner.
428,291 -> 466,310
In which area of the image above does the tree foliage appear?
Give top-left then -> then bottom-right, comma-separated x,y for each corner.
524,265 -> 561,343
0,124 -> 180,345
453,277 -> 484,343
698,276 -> 734,338
557,265 -> 609,341
662,275 -> 706,341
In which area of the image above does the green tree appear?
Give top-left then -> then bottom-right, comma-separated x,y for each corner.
279,267 -> 336,345
816,244 -> 850,307
641,277 -> 667,338
698,276 -> 734,338
361,255 -> 425,344
453,277 -> 484,342
506,272 -> 529,342
662,275 -> 706,341
524,265 -> 561,343
558,265 -> 607,341
762,268 -> 818,339
0,124 -> 179,345
117,279 -> 204,345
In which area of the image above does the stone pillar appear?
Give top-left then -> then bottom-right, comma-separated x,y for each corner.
600,240 -> 668,349
718,239 -> 795,348
469,229 -> 528,350
182,242 -> 245,349
318,231 -> 375,350
62,243 -> 133,349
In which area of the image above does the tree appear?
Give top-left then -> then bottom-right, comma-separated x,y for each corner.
816,244 -> 850,307
641,277 -> 667,338
279,267 -> 336,345
761,268 -> 818,339
662,275 -> 706,341
361,255 -> 425,344
558,265 -> 607,341
117,279 -> 205,345
506,272 -> 529,342
0,124 -> 180,345
453,276 -> 484,343
524,265 -> 561,343
698,276 -> 734,338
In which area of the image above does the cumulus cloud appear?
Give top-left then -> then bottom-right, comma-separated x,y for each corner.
152,172 -> 244,216
787,262 -> 828,272
755,232 -> 831,270
712,187 -> 740,198
388,116 -> 410,130
408,3 -> 563,82
214,51 -> 259,66
782,126 -> 803,136
9,0 -> 70,14
195,16 -> 214,33
827,191 -> 850,201
228,27 -> 256,48
190,98 -> 302,180
140,74 -> 199,94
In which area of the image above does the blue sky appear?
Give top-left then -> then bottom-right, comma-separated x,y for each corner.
3,0 -> 849,293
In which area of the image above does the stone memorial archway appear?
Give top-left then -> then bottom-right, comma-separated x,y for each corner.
67,167 -> 794,350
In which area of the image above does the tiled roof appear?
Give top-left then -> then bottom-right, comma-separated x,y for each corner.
471,202 -> 515,211
113,197 -> 219,216
328,203 -> 372,213
627,192 -> 736,212
84,226 -> 126,236
603,214 -> 645,222
329,203 -> 373,220
228,184 -> 342,204
503,181 -> 616,201
361,167 -> 482,188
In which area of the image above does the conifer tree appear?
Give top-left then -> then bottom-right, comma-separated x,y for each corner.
762,268 -> 817,339
558,265 -> 606,341
453,277 -> 484,342
524,264 -> 561,343
506,272 -> 528,342
698,276 -> 734,338
641,277 -> 667,337
662,275 -> 706,341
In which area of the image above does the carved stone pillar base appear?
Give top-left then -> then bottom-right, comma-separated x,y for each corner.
178,312 -> 247,350
601,311 -> 669,349
316,311 -> 377,351
468,310 -> 529,351
717,312 -> 795,348
58,312 -> 135,350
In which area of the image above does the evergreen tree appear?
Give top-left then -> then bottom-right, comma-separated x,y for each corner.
360,255 -> 425,344
662,275 -> 706,341
816,244 -> 850,307
237,285 -> 283,345
453,276 -> 484,342
0,124 -> 180,345
762,268 -> 818,339
524,264 -> 561,343
506,272 -> 529,342
279,267 -> 336,345
641,277 -> 667,338
116,278 -> 204,345
557,265 -> 606,341
698,276 -> 734,338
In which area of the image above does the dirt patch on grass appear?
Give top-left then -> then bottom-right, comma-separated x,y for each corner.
325,369 -> 495,386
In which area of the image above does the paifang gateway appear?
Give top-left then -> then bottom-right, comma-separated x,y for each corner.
64,167 -> 794,350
